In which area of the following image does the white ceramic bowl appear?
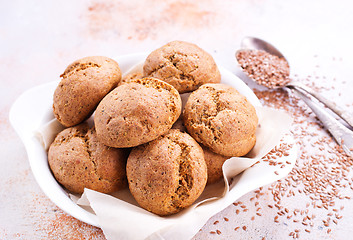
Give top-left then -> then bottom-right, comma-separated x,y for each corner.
9,53 -> 295,227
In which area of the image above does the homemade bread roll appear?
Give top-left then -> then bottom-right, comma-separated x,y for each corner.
95,77 -> 182,148
126,129 -> 207,216
183,83 -> 258,157
48,123 -> 128,194
143,41 -> 221,93
53,56 -> 122,127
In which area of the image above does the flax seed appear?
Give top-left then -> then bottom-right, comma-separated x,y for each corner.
236,49 -> 290,89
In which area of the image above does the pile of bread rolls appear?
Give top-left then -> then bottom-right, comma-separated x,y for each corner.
48,41 -> 258,216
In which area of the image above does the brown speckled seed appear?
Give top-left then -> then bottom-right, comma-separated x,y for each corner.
183,83 -> 258,157
95,77 -> 182,148
236,49 -> 290,89
48,123 -> 128,194
143,40 -> 221,93
126,129 -> 207,216
53,56 -> 122,127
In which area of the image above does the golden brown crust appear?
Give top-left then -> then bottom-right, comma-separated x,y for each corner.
126,129 -> 207,216
53,56 -> 122,127
119,72 -> 144,86
201,144 -> 228,185
94,77 -> 182,148
143,41 -> 221,93
183,83 -> 258,157
48,123 -> 128,194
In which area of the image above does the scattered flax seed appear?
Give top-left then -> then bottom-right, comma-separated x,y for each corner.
242,226 -> 247,231
234,227 -> 240,231
224,217 -> 229,222
216,230 -> 221,235
210,231 -> 216,234
213,220 -> 219,225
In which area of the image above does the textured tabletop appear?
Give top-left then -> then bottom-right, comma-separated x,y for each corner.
1,0 -> 353,239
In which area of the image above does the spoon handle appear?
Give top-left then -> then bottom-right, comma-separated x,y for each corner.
292,87 -> 353,158
288,82 -> 353,129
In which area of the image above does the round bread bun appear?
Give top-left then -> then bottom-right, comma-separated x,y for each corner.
53,56 -> 122,127
183,83 -> 258,157
143,40 -> 221,93
48,123 -> 128,194
94,77 -> 182,148
126,129 -> 207,216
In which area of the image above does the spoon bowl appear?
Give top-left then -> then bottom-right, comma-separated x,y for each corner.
235,44 -> 290,89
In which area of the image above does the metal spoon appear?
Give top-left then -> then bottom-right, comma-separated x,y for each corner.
237,36 -> 353,129
235,36 -> 353,158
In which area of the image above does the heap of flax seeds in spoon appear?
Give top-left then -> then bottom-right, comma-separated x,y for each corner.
236,49 -> 291,89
